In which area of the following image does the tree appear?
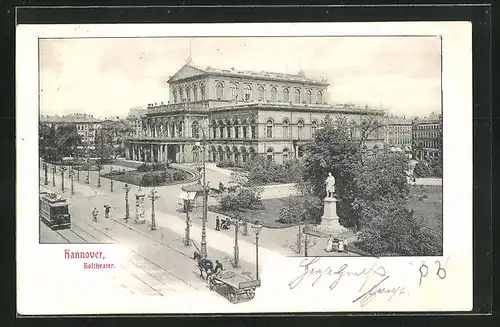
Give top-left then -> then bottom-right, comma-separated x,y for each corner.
277,195 -> 323,224
39,123 -> 57,160
54,124 -> 82,159
219,171 -> 263,212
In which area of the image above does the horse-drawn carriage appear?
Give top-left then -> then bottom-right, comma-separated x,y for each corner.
208,270 -> 261,303
193,251 -> 261,303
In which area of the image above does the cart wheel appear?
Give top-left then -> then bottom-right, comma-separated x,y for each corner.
246,288 -> 255,299
228,291 -> 238,304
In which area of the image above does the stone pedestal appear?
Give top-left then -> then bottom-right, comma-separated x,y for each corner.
320,197 -> 347,233
135,188 -> 146,224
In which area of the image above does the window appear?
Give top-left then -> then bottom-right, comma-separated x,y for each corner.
173,89 -> 178,103
216,82 -> 224,100
193,85 -> 198,101
179,87 -> 185,102
200,84 -> 206,101
226,125 -> 231,139
283,148 -> 289,162
258,86 -> 265,102
311,121 -> 317,136
266,148 -> 274,162
317,91 -> 323,103
298,146 -> 304,158
251,126 -> 256,139
306,90 -> 312,104
219,126 -> 224,138
270,87 -> 277,102
266,119 -> 274,138
244,84 -> 251,101
243,126 -> 248,139
294,89 -> 301,103
297,119 -> 304,139
283,88 -> 290,102
235,125 -> 239,139
230,83 -> 238,101
283,119 -> 289,139
212,126 -> 217,138
191,122 -> 199,138
186,86 -> 191,102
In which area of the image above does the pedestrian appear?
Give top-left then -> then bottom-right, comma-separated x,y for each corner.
92,207 -> 99,222
324,234 -> 334,253
338,239 -> 345,252
215,216 -> 220,231
103,205 -> 111,218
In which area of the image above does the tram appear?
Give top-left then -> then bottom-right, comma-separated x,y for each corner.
40,191 -> 71,229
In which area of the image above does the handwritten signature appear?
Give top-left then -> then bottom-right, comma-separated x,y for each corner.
288,257 -> 406,307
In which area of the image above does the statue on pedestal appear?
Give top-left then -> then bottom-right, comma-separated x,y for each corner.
325,172 -> 336,198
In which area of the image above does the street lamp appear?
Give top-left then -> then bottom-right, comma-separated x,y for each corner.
251,220 -> 263,280
232,218 -> 240,268
148,188 -> 160,230
123,184 -> 130,222
109,167 -> 114,192
42,161 -> 48,185
52,165 -> 56,186
184,199 -> 191,246
199,127 -> 208,258
59,166 -> 67,192
69,168 -> 75,195
97,165 -> 102,188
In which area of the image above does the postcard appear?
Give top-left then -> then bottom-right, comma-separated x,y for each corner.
16,21 -> 472,314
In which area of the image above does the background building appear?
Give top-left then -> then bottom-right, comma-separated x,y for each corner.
412,114 -> 442,160
125,63 -> 385,164
127,107 -> 148,137
385,116 -> 412,153
40,113 -> 102,149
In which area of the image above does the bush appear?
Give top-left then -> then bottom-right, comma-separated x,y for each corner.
173,170 -> 187,181
140,169 -> 186,186
413,161 -> 434,178
216,160 -> 236,168
137,162 -> 169,172
277,195 -> 323,224
219,186 -> 263,211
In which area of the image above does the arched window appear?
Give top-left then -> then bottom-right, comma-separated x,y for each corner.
191,121 -> 199,138
306,90 -> 312,104
297,146 -> 304,158
200,84 -> 206,101
186,86 -> 191,102
283,88 -> 290,102
317,90 -> 323,103
230,83 -> 238,101
216,82 -> 224,100
283,148 -> 289,162
173,89 -> 178,103
270,87 -> 277,102
266,148 -> 274,162
193,85 -> 198,101
226,123 -> 231,139
179,87 -> 185,102
297,119 -> 304,139
258,86 -> 265,102
192,146 -> 200,163
283,119 -> 289,139
311,120 -> 317,136
294,89 -> 301,103
266,119 -> 274,138
244,84 -> 252,101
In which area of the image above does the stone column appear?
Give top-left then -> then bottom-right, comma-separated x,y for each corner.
150,145 -> 154,162
165,144 -> 169,163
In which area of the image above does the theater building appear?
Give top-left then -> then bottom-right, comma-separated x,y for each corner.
125,62 -> 385,164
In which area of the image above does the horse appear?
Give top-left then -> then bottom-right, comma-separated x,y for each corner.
193,251 -> 214,280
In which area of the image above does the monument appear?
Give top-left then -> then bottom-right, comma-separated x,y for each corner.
320,172 -> 347,232
135,186 -> 146,224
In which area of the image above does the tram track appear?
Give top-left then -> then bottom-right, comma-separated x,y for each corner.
70,218 -> 193,295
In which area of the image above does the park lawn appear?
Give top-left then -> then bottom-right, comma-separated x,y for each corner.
103,168 -> 190,187
408,184 -> 443,237
209,197 -> 301,229
111,159 -> 144,169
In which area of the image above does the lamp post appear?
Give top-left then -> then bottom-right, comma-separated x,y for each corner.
297,222 -> 302,254
184,199 -> 191,246
59,166 -> 67,192
251,220 -> 263,280
42,162 -> 48,185
110,167 -> 114,192
148,188 -> 160,230
123,184 -> 130,222
199,128 -> 208,258
97,165 -> 102,188
52,165 -> 56,186
69,168 -> 75,195
232,218 -> 240,268
76,165 -> 80,181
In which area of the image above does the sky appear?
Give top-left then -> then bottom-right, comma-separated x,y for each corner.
40,36 -> 441,118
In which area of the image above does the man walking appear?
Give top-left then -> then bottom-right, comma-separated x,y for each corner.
103,205 -> 111,218
92,207 -> 99,222
215,216 -> 220,231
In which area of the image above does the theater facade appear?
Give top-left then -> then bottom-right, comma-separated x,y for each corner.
125,63 -> 385,165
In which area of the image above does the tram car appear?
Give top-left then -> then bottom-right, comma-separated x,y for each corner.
39,191 -> 71,229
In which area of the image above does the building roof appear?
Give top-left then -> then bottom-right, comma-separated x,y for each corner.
387,117 -> 412,125
170,63 -> 329,86
40,113 -> 101,124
